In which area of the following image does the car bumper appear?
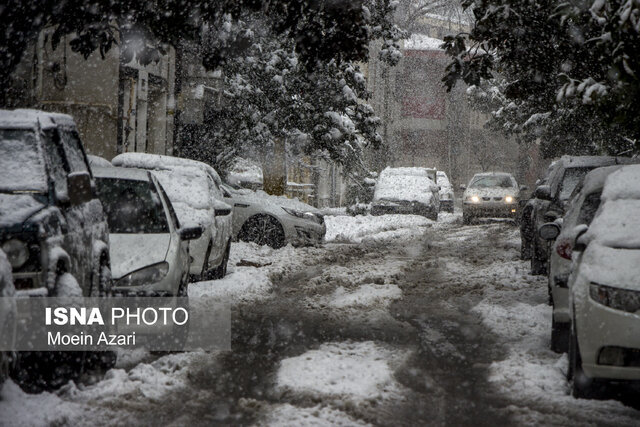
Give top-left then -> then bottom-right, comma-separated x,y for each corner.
283,218 -> 326,246
578,297 -> 640,380
439,200 -> 454,212
463,202 -> 518,218
371,204 -> 437,217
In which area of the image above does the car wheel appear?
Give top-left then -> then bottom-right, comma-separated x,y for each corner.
238,215 -> 286,249
551,315 -> 569,353
211,241 -> 231,280
462,212 -> 472,225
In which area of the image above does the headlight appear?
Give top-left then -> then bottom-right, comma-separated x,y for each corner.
505,196 -> 514,204
282,207 -> 323,224
589,283 -> 640,313
470,195 -> 480,203
2,239 -> 29,269
116,262 -> 169,287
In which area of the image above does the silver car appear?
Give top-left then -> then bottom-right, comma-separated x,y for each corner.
462,172 -> 521,224
221,184 -> 325,248
93,167 -> 202,296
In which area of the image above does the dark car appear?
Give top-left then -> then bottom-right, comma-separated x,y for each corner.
0,109 -> 112,391
522,155 -> 637,275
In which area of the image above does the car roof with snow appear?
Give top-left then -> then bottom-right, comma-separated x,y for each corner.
472,171 -> 514,177
112,152 -> 223,184
380,166 -> 436,178
571,165 -> 626,198
0,109 -> 76,130
92,166 -> 151,181
602,164 -> 640,201
555,155 -> 628,169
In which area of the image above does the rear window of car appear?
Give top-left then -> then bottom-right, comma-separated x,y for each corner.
559,168 -> 590,201
95,177 -> 169,234
0,129 -> 47,192
577,192 -> 602,225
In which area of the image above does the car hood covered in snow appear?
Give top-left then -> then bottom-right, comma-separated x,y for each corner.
373,174 -> 436,205
0,194 -> 46,228
578,242 -> 640,290
464,187 -> 518,199
109,233 -> 171,279
230,188 -> 319,213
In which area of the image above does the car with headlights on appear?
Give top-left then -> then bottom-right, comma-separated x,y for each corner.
112,153 -> 233,281
93,167 -> 202,296
538,166 -> 625,353
371,167 -> 440,220
566,165 -> 640,398
461,172 -> 521,224
221,183 -> 325,248
436,171 -> 454,213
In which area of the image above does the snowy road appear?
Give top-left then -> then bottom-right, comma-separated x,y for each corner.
3,213 -> 640,426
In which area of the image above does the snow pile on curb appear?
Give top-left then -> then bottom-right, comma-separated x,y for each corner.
325,214 -> 432,243
276,341 -> 406,401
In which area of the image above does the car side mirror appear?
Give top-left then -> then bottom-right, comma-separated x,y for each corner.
459,184 -> 466,190
215,208 -> 231,217
534,185 -> 552,201
539,222 -> 561,240
573,225 -> 589,252
178,225 -> 203,241
67,172 -> 92,206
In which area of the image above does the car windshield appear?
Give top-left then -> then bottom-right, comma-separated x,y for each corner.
559,168 -> 590,201
95,177 -> 169,233
469,176 -> 514,188
0,129 -> 47,193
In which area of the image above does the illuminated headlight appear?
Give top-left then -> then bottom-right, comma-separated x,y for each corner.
505,196 -> 514,204
590,283 -> 640,313
282,207 -> 323,224
469,195 -> 480,203
2,239 -> 29,268
116,262 -> 169,287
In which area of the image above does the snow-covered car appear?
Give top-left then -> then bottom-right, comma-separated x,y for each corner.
0,110 -> 111,297
87,154 -> 113,168
461,172 -> 520,224
0,109 -> 113,392
93,167 -> 202,296
112,153 -> 233,280
221,183 -> 326,248
538,166 -> 624,353
524,156 -> 635,275
436,170 -> 454,213
566,165 -> 640,398
0,249 -> 16,387
371,167 -> 440,220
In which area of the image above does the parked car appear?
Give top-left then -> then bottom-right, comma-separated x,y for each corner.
93,167 -> 202,296
112,153 -> 233,281
461,172 -> 522,224
221,183 -> 326,248
523,155 -> 632,275
538,166 -> 625,353
87,154 -> 113,168
0,109 -> 112,392
0,249 -> 16,387
565,165 -> 640,398
371,167 -> 440,220
436,170 -> 454,213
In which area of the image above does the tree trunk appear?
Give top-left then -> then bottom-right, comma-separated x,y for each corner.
262,138 -> 287,195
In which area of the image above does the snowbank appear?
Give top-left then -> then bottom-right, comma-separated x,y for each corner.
325,214 -> 432,243
404,34 -> 444,51
258,403 -> 371,426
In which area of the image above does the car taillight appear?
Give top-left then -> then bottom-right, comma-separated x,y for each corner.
556,239 -> 572,260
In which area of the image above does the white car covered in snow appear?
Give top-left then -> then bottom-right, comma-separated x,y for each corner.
461,172 -> 520,224
566,165 -> 640,398
93,167 -> 202,296
221,184 -> 326,248
371,167 -> 440,220
112,153 -> 233,280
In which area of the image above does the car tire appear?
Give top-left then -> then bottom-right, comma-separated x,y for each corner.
211,241 -> 231,280
238,215 -> 286,249
551,315 -> 569,353
462,212 -> 472,225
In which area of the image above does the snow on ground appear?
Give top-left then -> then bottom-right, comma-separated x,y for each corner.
323,284 -> 402,309
276,341 -> 408,402
256,403 -> 371,427
324,214 -> 433,243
